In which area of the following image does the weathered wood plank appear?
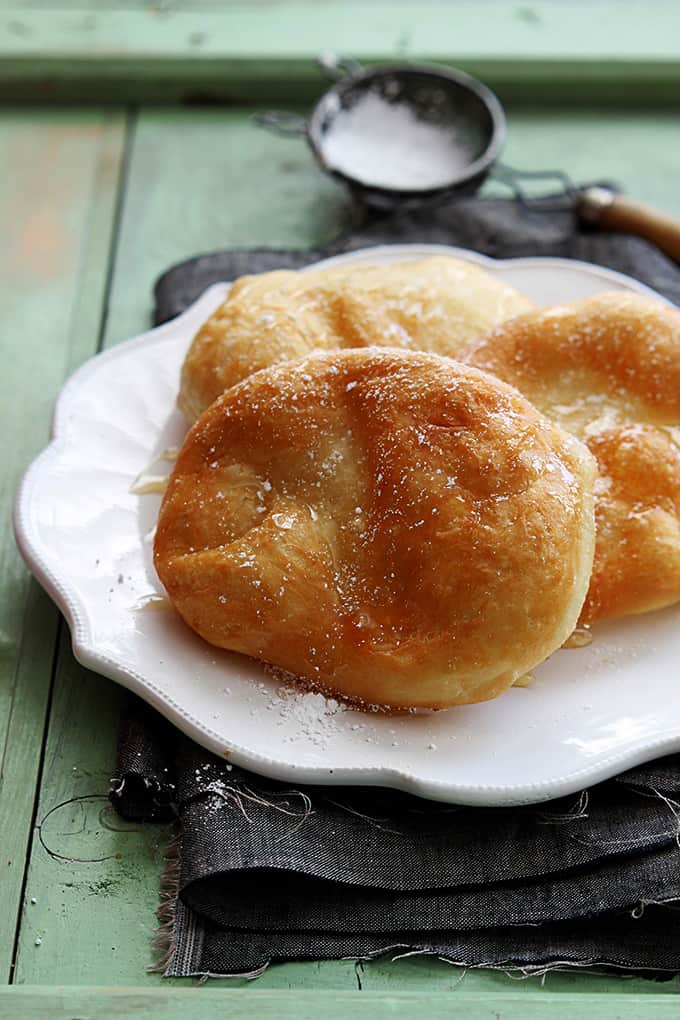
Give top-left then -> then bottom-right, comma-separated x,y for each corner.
3,987 -> 680,1019
11,641 -> 176,985
0,108 -> 126,983
101,107 -> 352,348
14,103 -> 680,996
1,3 -> 680,104
102,105 -> 680,349
496,108 -> 680,217
11,103 -> 350,987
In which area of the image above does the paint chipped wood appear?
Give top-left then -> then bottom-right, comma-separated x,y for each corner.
1,3 -> 680,104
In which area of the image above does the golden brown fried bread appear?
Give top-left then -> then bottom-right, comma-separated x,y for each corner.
156,349 -> 596,709
178,257 -> 533,421
460,292 -> 680,624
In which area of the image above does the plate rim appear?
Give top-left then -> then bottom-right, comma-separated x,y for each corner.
13,244 -> 678,805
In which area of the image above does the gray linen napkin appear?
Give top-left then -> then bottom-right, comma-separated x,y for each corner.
112,194 -> 680,977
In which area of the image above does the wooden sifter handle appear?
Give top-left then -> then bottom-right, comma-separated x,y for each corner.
576,187 -> 680,264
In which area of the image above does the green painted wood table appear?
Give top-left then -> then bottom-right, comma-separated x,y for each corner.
2,2 -> 680,1016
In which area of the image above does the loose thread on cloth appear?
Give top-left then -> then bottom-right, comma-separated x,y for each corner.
201,780 -> 314,837
642,788 -> 680,851
324,798 -> 407,835
537,791 -> 590,826
570,786 -> 680,852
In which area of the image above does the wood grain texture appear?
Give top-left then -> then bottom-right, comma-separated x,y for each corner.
1,3 -> 680,104
12,104 -> 680,1003
101,107 -> 353,348
11,640 -> 175,985
0,108 -> 125,983
3,987 -> 680,1019
11,104 -> 349,987
102,105 -> 680,348
497,108 -> 680,216
5,107 -> 169,992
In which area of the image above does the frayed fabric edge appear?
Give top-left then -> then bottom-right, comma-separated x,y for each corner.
146,817 -> 680,981
352,946 -> 680,979
149,827 -> 182,975
189,963 -> 272,982
164,943 -> 680,982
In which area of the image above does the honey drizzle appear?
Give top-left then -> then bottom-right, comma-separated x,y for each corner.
134,594 -> 171,611
562,626 -> 593,649
129,474 -> 168,495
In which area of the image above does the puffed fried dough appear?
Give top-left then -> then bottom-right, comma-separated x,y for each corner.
460,292 -> 680,624
156,348 -> 596,709
178,256 -> 534,421
586,425 -> 680,622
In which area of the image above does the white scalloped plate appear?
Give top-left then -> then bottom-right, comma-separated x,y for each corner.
15,244 -> 680,806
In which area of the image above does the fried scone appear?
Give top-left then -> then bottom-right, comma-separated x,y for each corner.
178,256 -> 534,421
156,349 -> 596,709
460,292 -> 680,624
